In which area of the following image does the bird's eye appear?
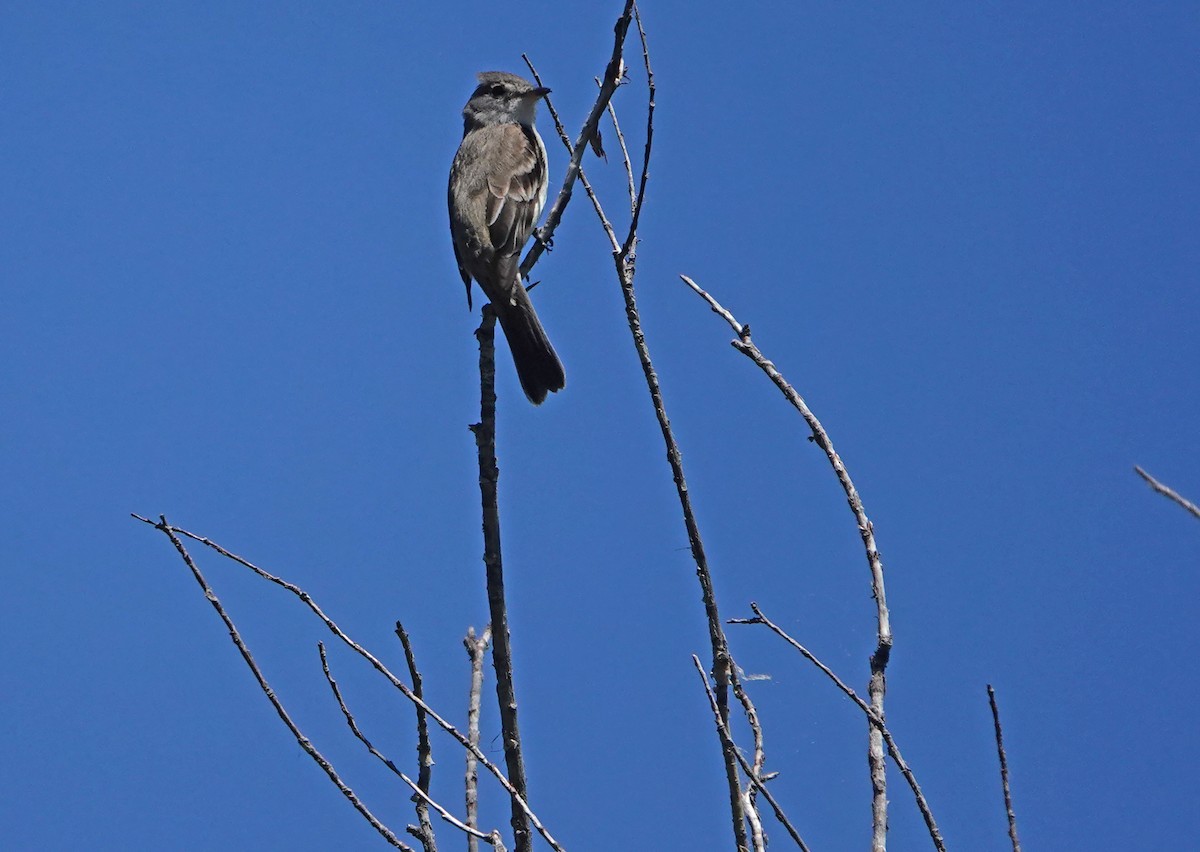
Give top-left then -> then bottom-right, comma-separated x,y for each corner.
489,84 -> 505,97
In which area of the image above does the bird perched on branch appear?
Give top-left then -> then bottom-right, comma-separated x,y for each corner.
448,71 -> 566,405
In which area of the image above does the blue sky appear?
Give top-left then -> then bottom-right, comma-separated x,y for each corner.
3,2 -> 1198,850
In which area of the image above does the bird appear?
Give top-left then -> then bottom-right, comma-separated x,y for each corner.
448,71 -> 566,405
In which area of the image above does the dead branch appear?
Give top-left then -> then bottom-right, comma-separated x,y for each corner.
318,643 -> 507,851
468,307 -> 532,851
519,0 -> 637,279
131,514 -> 566,852
464,627 -> 493,852
680,273 -> 895,848
396,623 -> 437,851
987,685 -> 1022,852
1134,466 -> 1200,520
692,656 -> 812,852
133,515 -> 412,850
561,11 -> 749,848
733,604 -> 945,852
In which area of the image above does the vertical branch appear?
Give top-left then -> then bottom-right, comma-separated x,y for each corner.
729,667 -> 766,784
320,643 -> 489,850
987,685 -> 1022,852
621,4 -> 654,258
464,627 -> 493,852
743,789 -> 766,852
868,686 -> 887,852
574,8 -> 747,848
468,307 -> 531,852
730,666 -> 769,850
396,623 -> 437,852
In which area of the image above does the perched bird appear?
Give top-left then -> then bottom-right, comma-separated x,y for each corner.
448,71 -> 566,405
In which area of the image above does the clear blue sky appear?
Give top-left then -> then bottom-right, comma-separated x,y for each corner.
3,2 -> 1198,850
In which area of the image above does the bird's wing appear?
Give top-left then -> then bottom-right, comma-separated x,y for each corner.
482,123 -> 546,261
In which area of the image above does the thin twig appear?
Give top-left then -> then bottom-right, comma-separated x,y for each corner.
316,648 -> 504,852
468,307 -> 531,852
621,4 -> 654,259
729,663 -> 768,843
464,627 -> 493,852
730,663 -> 770,847
131,514 -> 566,852
987,685 -> 1022,852
522,60 -> 620,255
692,657 -> 812,852
680,273 -> 895,849
730,665 -> 766,783
589,13 -> 745,849
598,76 -> 637,212
743,788 -> 766,852
318,644 -> 505,851
518,0 -> 636,278
396,623 -> 437,851
735,604 -> 945,852
136,515 -> 412,851
1134,466 -> 1200,520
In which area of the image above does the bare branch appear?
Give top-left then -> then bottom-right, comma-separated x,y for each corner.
735,604 -> 945,852
564,14 -> 745,846
588,58 -> 747,852
730,665 -> 766,782
621,3 -> 654,259
464,627 -> 493,852
987,685 -> 1022,852
131,514 -> 566,852
729,664 -> 767,843
679,274 -> 746,337
318,644 -> 506,851
743,788 -> 767,852
468,308 -> 531,852
731,663 -> 773,848
1134,465 -> 1200,520
522,60 -> 620,255
599,78 -> 637,212
518,0 -> 636,277
128,514 -> 412,851
692,657 -> 812,852
680,273 -> 894,847
395,623 -> 437,851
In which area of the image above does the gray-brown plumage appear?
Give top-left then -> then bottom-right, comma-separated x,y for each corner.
448,71 -> 565,405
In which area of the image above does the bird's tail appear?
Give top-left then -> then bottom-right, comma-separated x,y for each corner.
494,285 -> 565,405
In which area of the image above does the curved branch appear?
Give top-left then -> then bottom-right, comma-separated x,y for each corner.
680,273 -> 894,847
132,514 -> 566,852
134,515 -> 412,850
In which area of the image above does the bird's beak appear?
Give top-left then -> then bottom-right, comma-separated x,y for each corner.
529,86 -> 551,99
